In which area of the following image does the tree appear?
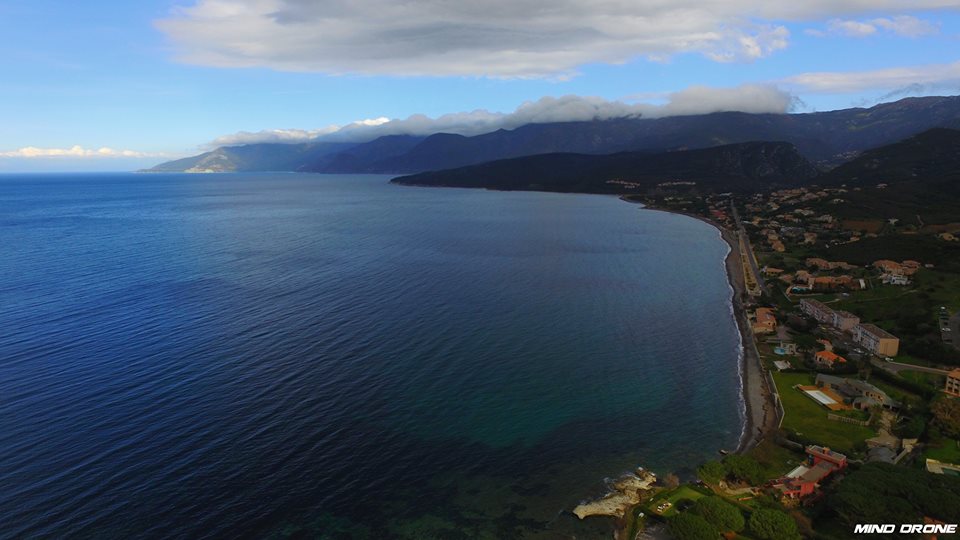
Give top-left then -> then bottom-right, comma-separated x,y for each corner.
722,454 -> 765,485
697,461 -> 725,484
822,462 -> 960,529
895,414 -> 927,439
932,398 -> 960,438
692,496 -> 744,532
793,332 -> 818,352
749,509 -> 801,540
668,512 -> 718,540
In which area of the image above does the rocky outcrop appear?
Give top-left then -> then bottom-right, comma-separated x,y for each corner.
572,469 -> 658,520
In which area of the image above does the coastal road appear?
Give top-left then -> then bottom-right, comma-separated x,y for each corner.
730,202 -> 766,294
870,357 -> 952,376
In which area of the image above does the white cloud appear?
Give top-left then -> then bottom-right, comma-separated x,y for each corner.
205,118 -> 390,147
0,145 -> 165,158
817,15 -> 939,38
207,84 -> 797,146
783,60 -> 960,93
827,19 -> 878,37
873,15 -> 941,36
210,127 -> 341,146
155,1 -> 960,78
156,1 -> 960,78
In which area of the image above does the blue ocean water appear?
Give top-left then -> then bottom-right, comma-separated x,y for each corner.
0,173 -> 742,538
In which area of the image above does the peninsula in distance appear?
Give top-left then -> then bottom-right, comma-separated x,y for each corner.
4,2 -> 960,539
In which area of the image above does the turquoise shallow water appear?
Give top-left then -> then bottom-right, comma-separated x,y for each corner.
0,173 -> 742,538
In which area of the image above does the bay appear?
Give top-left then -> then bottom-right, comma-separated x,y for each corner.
0,173 -> 742,538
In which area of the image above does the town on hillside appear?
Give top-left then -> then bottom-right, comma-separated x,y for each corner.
619,183 -> 960,539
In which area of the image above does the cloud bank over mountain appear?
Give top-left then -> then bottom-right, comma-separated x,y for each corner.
783,60 -> 960,94
206,84 -> 798,147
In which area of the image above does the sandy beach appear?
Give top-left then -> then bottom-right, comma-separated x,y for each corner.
717,226 -> 780,452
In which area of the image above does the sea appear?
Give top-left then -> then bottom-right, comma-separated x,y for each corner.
0,173 -> 743,539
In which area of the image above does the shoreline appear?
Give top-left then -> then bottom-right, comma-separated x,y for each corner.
622,198 -> 778,454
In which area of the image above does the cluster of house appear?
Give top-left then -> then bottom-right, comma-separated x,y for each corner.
800,299 -> 900,357
873,259 -> 922,286
766,258 -> 867,294
743,186 -> 866,253
814,373 -> 899,410
797,373 -> 899,413
759,221 -> 836,253
769,445 -> 847,500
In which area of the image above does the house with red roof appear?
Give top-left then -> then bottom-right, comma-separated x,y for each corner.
770,446 -> 847,500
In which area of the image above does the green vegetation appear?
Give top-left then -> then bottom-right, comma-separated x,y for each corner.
924,435 -> 960,464
895,414 -> 928,439
815,234 -> 960,271
664,128 -> 960,540
696,461 -> 725,484
771,372 -> 876,453
667,512 -> 716,540
666,496 -> 750,540
745,439 -> 806,481
722,454 -> 766,486
818,463 -> 960,534
867,367 -> 936,401
824,269 -> 960,367
697,454 -> 765,486
690,496 -> 745,533
932,398 -> 960,439
646,485 -> 709,518
816,128 -> 960,225
749,509 -> 801,540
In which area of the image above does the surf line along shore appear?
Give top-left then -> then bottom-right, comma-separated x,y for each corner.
633,199 -> 780,453
570,198 -> 780,529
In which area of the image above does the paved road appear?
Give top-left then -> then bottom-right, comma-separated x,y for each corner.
870,357 -> 952,376
730,202 -> 766,292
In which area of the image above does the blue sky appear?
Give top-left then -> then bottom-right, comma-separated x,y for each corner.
2,0 -> 960,171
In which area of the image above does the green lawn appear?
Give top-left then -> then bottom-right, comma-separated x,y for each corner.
746,439 -> 806,481
831,288 -> 921,328
868,378 -> 923,404
646,485 -> 709,517
898,370 -> 944,389
827,270 -> 960,333
923,436 -> 960,464
890,354 -> 936,367
771,372 -> 876,454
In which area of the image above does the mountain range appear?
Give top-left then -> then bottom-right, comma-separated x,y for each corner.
391,141 -> 819,193
148,95 -> 960,175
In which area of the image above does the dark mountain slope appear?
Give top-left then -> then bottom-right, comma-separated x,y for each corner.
309,135 -> 426,172
820,128 -> 960,186
814,128 -> 960,224
148,95 -> 960,174
392,141 -> 818,194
